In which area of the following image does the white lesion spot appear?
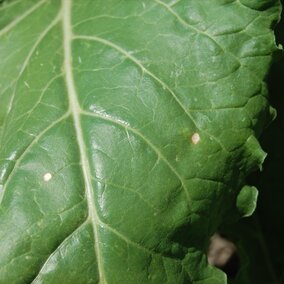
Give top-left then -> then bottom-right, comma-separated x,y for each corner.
43,173 -> 52,182
191,133 -> 200,144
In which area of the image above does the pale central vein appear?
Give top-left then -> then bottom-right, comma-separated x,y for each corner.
61,0 -> 106,283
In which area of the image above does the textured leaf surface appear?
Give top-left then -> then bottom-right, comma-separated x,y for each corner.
0,0 -> 280,283
223,9 -> 284,283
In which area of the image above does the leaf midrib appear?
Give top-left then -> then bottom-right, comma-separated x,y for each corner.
61,0 -> 106,283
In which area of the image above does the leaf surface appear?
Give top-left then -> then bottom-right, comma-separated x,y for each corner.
222,9 -> 284,283
0,0 -> 281,283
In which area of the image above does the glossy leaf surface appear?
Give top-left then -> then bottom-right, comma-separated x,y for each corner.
0,0 -> 281,283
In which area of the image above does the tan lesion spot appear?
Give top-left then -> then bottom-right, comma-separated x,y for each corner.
191,133 -> 200,144
43,173 -> 52,182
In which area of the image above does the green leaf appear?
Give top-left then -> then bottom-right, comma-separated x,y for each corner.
236,186 -> 258,217
0,0 -> 281,283
223,6 -> 284,283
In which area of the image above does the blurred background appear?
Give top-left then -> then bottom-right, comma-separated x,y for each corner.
215,2 -> 284,283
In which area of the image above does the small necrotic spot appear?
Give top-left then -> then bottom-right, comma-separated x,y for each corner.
43,173 -> 52,182
191,133 -> 200,144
